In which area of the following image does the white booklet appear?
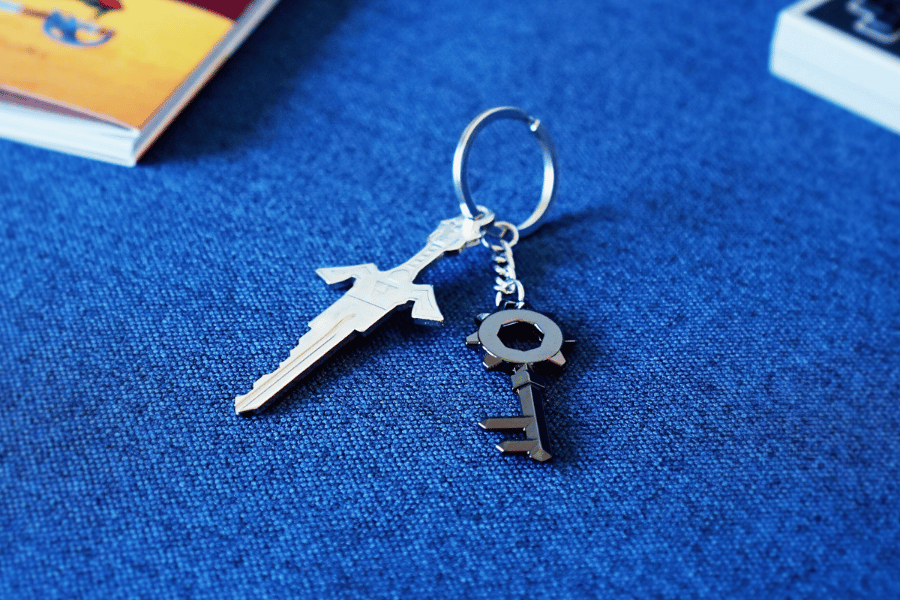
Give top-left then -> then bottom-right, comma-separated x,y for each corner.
771,0 -> 900,135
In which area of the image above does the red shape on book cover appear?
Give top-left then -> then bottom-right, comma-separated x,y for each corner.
179,0 -> 254,20
79,0 -> 123,15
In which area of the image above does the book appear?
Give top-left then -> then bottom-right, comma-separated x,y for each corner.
770,0 -> 900,136
0,0 -> 280,165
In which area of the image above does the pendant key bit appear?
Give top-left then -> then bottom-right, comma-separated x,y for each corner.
235,211 -> 494,414
467,308 -> 574,462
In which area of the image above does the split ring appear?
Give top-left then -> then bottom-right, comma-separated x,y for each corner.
453,106 -> 559,238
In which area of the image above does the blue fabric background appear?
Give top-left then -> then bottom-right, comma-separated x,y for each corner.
2,0 -> 898,597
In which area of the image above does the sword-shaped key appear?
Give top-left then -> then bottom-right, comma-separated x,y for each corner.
466,308 -> 573,462
235,211 -> 495,414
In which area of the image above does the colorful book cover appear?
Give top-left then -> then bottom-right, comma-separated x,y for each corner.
0,0 -> 276,162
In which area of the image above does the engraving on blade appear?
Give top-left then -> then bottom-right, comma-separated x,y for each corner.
235,271 -> 439,414
235,314 -> 357,413
235,212 -> 494,414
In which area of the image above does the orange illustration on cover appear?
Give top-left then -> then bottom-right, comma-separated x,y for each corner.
0,0 -> 253,128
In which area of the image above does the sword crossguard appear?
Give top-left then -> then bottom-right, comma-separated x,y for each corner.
316,264 -> 377,287
408,284 -> 442,324
317,264 -> 444,324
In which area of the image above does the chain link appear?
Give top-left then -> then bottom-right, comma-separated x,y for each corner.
482,221 -> 525,308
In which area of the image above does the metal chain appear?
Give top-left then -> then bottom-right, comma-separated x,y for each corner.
482,221 -> 525,308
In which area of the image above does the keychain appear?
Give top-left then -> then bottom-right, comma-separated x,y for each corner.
455,108 -> 573,462
234,107 -> 570,462
464,228 -> 574,463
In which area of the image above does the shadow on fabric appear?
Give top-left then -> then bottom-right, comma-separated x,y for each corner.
143,0 -> 361,164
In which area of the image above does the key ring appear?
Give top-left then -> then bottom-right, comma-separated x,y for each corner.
453,106 -> 559,238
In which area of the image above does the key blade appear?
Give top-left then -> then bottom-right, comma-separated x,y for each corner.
235,312 -> 362,415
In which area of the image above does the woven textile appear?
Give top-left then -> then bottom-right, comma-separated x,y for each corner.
1,0 -> 898,597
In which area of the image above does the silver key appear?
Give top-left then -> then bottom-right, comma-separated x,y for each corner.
235,211 -> 495,414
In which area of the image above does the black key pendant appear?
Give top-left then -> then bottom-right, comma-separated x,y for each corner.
467,308 -> 573,462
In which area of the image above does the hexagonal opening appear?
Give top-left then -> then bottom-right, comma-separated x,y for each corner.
497,319 -> 544,352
